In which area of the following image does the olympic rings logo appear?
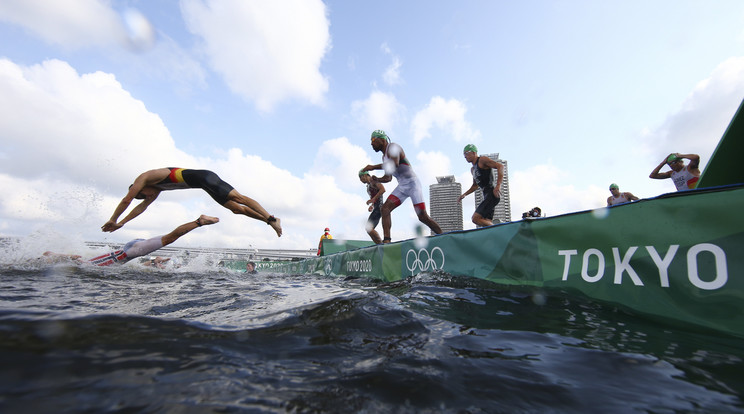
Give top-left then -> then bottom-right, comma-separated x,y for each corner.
405,247 -> 445,276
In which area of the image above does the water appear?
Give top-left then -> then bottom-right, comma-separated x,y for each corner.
0,251 -> 743,413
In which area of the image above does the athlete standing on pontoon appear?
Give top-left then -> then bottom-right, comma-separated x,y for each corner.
649,153 -> 701,192
101,168 -> 282,236
362,130 -> 442,243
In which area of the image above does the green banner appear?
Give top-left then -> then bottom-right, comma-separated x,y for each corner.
321,239 -> 376,256
271,185 -> 744,338
221,260 -> 293,272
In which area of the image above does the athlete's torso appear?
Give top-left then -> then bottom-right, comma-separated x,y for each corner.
609,194 -> 630,205
154,168 -> 191,191
671,166 -> 699,191
367,182 -> 382,208
383,143 -> 416,181
472,157 -> 493,190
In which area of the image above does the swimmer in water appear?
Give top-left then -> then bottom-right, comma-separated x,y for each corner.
44,215 -> 219,266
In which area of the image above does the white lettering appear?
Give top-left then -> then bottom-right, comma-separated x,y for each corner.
559,250 -> 578,281
613,246 -> 643,286
645,245 -> 679,287
687,243 -> 728,290
558,243 -> 728,291
581,249 -> 605,282
347,260 -> 372,273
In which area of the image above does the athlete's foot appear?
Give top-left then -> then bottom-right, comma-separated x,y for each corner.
267,215 -> 282,237
197,215 -> 220,226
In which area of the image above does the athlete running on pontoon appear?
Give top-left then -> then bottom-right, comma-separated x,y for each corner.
361,130 -> 442,243
101,168 -> 281,236
458,144 -> 505,227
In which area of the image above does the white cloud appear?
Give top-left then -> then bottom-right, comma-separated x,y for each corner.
381,43 -> 402,85
0,0 -> 203,92
0,58 -> 372,250
411,96 -> 481,145
414,150 -> 452,187
0,0 -> 153,50
0,58 -> 187,183
180,0 -> 331,112
310,137 -> 375,190
637,56 -> 744,170
510,164 -> 606,221
351,90 -> 406,131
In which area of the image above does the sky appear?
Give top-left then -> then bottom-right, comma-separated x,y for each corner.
1,0 -> 744,252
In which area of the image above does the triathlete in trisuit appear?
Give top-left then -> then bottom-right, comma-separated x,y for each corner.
101,168 -> 281,237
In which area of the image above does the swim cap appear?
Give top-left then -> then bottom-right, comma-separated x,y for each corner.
358,169 -> 370,177
371,130 -> 389,141
463,144 -> 478,153
667,154 -> 680,164
609,183 -> 619,190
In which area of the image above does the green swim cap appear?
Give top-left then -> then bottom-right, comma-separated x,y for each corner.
609,183 -> 619,190
371,130 -> 389,141
463,144 -> 478,153
667,154 -> 680,164
358,169 -> 369,177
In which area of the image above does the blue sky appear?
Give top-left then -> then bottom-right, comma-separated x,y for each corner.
1,0 -> 743,252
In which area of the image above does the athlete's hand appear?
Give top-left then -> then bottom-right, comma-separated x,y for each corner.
101,220 -> 123,232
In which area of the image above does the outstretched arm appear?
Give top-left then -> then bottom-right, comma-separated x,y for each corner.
102,186 -> 159,232
42,251 -> 83,264
458,182 -> 478,203
102,170 -> 167,232
102,197 -> 134,232
112,197 -> 158,230
373,174 -> 393,183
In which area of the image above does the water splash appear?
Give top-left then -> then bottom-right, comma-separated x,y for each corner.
122,8 -> 156,51
413,224 -> 428,250
591,207 -> 610,220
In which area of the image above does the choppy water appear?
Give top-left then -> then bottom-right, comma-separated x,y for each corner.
0,252 -> 743,413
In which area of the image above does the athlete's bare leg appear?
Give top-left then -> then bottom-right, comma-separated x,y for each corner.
161,215 -> 219,245
381,199 -> 398,243
415,207 -> 443,235
367,227 -> 382,244
225,190 -> 282,237
471,213 -> 493,227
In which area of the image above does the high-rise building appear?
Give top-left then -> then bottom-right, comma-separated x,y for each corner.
429,175 -> 463,235
473,153 -> 511,225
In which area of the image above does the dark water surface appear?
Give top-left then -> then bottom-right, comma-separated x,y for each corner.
0,262 -> 742,413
